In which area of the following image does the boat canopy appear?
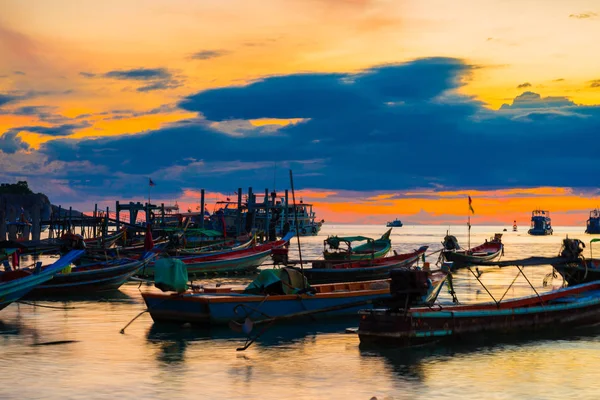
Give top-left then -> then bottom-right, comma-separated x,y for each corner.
244,268 -> 310,295
163,228 -> 224,237
325,236 -> 372,249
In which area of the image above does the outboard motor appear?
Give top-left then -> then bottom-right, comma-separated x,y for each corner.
560,238 -> 585,260
386,268 -> 431,311
442,235 -> 460,251
271,247 -> 289,266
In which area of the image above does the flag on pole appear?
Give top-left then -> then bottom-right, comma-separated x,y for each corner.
149,178 -> 156,187
468,196 -> 475,214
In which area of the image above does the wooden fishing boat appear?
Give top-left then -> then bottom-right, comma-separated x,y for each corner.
358,279 -> 600,348
23,252 -> 156,297
175,235 -> 255,255
296,246 -> 429,284
141,267 -> 448,327
528,210 -> 553,235
1,252 -> 156,297
0,250 -> 85,311
442,233 -> 503,269
142,233 -> 293,277
323,229 -> 392,261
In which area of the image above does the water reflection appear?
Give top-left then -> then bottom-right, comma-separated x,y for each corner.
146,319 -> 356,359
360,322 -> 600,385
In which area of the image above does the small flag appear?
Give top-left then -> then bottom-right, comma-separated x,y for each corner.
149,178 -> 156,187
468,196 -> 475,214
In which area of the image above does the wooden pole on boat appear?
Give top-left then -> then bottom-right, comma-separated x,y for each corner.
289,170 -> 305,280
237,187 -> 242,236
200,189 -> 205,229
7,206 -> 16,240
93,203 -> 98,238
264,188 -> 270,240
284,189 -> 289,223
31,206 -> 41,241
468,215 -> 471,251
0,198 -> 6,241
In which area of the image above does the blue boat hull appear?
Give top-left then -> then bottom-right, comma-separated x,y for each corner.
0,250 -> 85,311
528,229 -> 553,235
143,291 -> 390,326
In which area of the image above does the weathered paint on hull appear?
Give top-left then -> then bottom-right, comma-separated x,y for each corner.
358,284 -> 600,347
143,251 -> 272,277
302,254 -> 422,285
143,290 -> 390,326
324,247 -> 390,262
0,250 -> 85,311
443,249 -> 502,268
25,258 -> 152,297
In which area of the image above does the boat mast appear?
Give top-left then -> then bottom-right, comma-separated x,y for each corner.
289,170 -> 305,285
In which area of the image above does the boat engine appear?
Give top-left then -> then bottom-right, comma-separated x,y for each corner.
271,247 -> 289,266
442,235 -> 460,251
560,238 -> 585,260
385,268 -> 431,311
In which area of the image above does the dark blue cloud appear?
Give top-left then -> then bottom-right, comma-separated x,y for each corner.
190,50 -> 228,60
0,93 -> 19,107
517,82 -> 531,89
36,57 -> 600,199
103,68 -> 172,81
137,81 -> 182,92
80,68 -> 181,92
12,122 -> 90,137
0,131 -> 30,153
180,58 -> 469,121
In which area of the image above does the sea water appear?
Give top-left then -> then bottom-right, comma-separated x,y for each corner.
2,224 -> 600,400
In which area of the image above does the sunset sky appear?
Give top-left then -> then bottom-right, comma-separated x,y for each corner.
1,0 -> 600,225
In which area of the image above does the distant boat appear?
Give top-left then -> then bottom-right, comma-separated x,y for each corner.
528,210 -> 553,235
586,209 -> 600,234
513,220 -> 518,232
323,229 -> 392,261
386,219 -> 403,228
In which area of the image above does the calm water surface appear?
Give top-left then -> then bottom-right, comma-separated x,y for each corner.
3,225 -> 600,399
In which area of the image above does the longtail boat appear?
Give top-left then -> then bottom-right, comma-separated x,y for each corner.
175,235 -> 255,256
358,277 -> 600,348
22,252 -> 156,297
0,250 -> 85,311
442,233 -> 503,269
296,246 -> 429,284
323,229 -> 392,261
141,267 -> 448,327
141,233 -> 293,277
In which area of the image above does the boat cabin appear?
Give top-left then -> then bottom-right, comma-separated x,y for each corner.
586,209 -> 600,234
527,210 -> 553,236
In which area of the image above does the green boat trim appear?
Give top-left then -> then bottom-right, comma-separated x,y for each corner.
323,228 -> 392,261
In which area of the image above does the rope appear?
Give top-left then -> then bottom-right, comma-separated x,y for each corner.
17,301 -> 77,310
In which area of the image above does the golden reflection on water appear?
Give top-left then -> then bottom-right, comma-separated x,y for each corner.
2,225 -> 600,399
